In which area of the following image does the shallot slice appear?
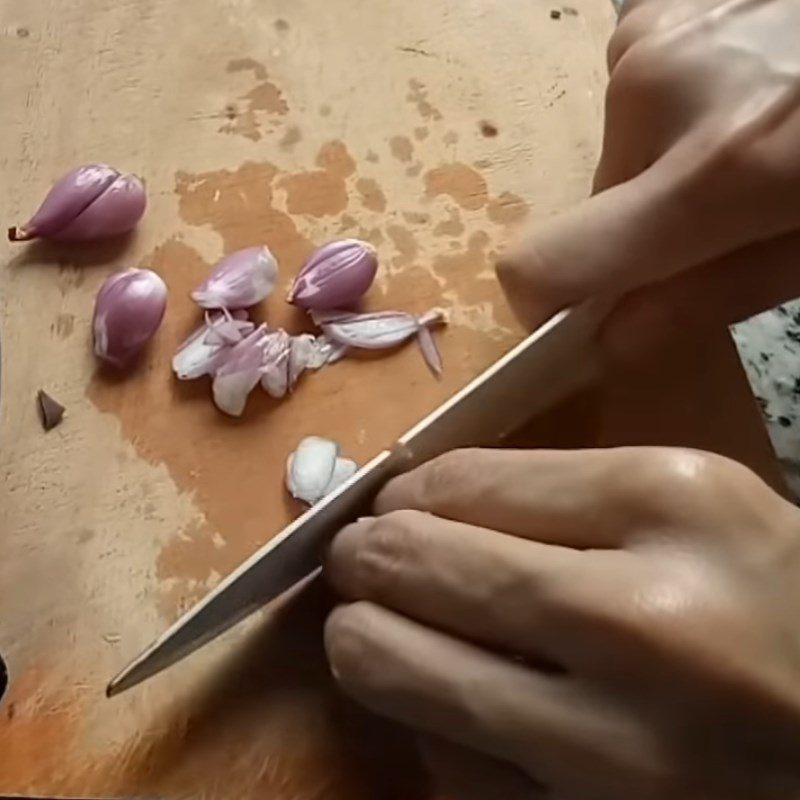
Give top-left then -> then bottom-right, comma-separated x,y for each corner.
212,325 -> 269,416
260,331 -> 292,398
172,310 -> 253,380
325,458 -> 358,495
310,308 -> 446,374
192,246 -> 278,309
285,437 -> 357,505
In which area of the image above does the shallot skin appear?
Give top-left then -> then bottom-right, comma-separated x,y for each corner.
9,164 -> 146,242
93,269 -> 167,369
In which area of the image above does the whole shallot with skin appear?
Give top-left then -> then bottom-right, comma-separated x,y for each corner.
311,308 -> 446,376
9,164 -> 146,242
93,269 -> 167,369
288,239 -> 378,310
192,246 -> 278,309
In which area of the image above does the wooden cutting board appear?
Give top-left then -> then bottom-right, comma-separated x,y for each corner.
0,1 -> 781,797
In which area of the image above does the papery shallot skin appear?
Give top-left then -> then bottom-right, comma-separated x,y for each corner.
9,164 -> 146,242
93,269 -> 167,369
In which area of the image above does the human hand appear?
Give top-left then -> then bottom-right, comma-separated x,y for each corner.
498,0 -> 800,344
324,447 -> 800,799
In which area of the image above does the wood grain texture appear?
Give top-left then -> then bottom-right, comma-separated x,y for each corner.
0,0 -> 781,797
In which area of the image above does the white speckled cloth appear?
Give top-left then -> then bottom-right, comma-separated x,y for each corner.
732,306 -> 800,498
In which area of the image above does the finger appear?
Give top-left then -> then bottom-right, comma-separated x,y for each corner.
326,510 -> 582,661
495,138 -> 799,331
325,602 -> 660,797
375,447 -> 696,549
419,736 -> 544,800
601,229 -> 800,363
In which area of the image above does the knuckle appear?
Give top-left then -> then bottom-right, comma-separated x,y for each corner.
635,447 -> 722,502
418,448 -> 477,508
324,602 -> 374,685
349,510 -> 425,592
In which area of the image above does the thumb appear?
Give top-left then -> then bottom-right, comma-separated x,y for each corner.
495,146 -> 784,330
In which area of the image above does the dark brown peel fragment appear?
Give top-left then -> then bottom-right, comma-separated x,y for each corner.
37,389 -> 65,431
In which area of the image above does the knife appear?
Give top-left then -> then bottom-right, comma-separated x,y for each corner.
107,304 -> 603,697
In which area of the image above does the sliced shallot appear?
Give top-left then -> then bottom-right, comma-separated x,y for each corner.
172,310 -> 253,380
212,325 -> 270,417
286,436 -> 356,505
310,307 -> 446,375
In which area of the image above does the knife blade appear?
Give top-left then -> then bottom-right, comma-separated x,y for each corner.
107,304 -> 602,697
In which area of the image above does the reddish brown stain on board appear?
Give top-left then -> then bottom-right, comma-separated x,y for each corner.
486,191 -> 529,226
355,177 -> 387,212
278,141 -> 355,218
315,140 -> 356,178
424,163 -> 488,211
227,58 -> 268,80
244,81 -> 289,116
389,135 -> 413,163
220,59 -> 288,141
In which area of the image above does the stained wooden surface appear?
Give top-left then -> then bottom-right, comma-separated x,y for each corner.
0,1 -> 782,798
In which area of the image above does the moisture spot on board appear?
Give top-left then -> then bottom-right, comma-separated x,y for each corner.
224,103 -> 237,120
319,104 -> 332,117
274,18 -> 290,32
414,127 -> 429,141
365,149 -> 379,163
424,163 -> 488,211
479,120 -> 498,138
16,27 -> 29,38
389,135 -> 414,163
407,78 -> 443,121
356,177 -> 387,213
279,125 -> 302,148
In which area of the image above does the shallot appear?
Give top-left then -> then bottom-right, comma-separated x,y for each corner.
9,164 -> 146,242
286,436 -> 357,505
192,246 -> 278,309
288,239 -> 378,310
93,269 -> 167,369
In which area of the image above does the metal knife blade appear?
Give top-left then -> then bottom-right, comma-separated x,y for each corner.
107,305 -> 602,697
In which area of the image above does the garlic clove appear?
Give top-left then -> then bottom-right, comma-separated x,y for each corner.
211,325 -> 269,416
286,436 -> 340,505
288,239 -> 378,310
93,269 -> 167,369
10,164 -> 146,242
323,457 -> 358,496
191,246 -> 278,309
